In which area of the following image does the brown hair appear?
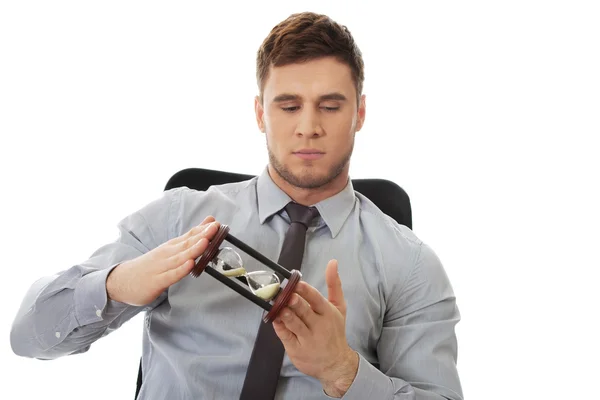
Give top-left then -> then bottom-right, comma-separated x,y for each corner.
256,12 -> 364,104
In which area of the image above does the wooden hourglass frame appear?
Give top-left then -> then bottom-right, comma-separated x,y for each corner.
190,225 -> 300,323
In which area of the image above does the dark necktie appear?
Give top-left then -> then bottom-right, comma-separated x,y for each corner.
239,202 -> 319,400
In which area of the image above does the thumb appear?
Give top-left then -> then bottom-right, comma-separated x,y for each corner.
325,259 -> 346,315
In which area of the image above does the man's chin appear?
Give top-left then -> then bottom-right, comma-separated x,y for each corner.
284,170 -> 335,189
268,153 -> 348,190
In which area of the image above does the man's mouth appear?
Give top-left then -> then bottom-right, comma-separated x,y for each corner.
293,149 -> 325,160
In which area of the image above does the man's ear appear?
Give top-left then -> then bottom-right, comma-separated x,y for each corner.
255,95 -> 266,133
356,94 -> 366,132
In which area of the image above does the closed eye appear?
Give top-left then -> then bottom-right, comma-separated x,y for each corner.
281,106 -> 339,112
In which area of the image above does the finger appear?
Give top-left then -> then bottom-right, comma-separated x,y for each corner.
278,307 -> 311,343
294,281 -> 330,315
170,216 -> 216,245
287,293 -> 318,330
158,258 -> 197,287
325,259 -> 346,315
185,216 -> 217,239
168,222 -> 219,267
165,234 -> 213,273
184,221 -> 220,247
197,215 -> 215,225
272,318 -> 299,348
163,236 -> 209,273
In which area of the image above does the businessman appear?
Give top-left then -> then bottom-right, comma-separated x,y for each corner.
11,11 -> 463,400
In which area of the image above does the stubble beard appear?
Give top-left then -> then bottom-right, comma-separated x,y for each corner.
266,135 -> 354,190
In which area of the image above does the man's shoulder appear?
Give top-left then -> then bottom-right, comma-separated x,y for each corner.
162,177 -> 259,232
353,192 -> 444,296
168,176 -> 258,203
354,191 -> 421,247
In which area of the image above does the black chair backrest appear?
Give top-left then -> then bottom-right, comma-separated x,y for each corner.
164,167 -> 412,229
136,167 -> 412,398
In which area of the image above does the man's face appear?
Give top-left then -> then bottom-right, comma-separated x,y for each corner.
256,56 -> 366,189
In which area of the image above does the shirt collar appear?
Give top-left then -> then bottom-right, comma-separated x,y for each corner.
256,167 -> 356,238
257,167 -> 293,224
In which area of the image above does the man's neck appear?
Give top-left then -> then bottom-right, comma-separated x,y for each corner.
267,165 -> 349,206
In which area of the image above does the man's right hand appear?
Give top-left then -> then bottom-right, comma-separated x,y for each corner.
106,216 -> 220,306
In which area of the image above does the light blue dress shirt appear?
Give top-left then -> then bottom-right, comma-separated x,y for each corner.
11,168 -> 463,399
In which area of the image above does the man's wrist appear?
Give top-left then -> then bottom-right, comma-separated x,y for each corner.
106,262 -> 126,302
321,349 -> 359,398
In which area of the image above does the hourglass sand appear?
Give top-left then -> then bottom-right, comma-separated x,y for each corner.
190,224 -> 301,323
209,247 -> 281,301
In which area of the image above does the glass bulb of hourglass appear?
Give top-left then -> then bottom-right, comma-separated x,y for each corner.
246,271 -> 281,301
210,247 -> 246,277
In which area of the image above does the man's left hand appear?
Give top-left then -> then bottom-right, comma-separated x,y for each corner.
272,259 -> 359,398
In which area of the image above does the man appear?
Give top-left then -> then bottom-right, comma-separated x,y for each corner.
11,11 -> 463,400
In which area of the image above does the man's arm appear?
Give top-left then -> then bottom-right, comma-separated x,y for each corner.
10,188 -> 180,360
338,242 -> 463,399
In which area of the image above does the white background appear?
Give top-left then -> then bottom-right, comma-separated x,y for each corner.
1,1 -> 599,399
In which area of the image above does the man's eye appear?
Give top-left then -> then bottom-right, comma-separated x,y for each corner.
321,106 -> 339,112
282,106 -> 300,112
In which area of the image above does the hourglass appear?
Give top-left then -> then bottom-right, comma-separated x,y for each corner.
190,224 -> 301,323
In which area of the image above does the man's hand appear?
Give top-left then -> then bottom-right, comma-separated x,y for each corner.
106,216 -> 220,306
272,260 -> 359,398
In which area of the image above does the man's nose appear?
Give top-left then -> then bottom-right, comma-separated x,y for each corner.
295,108 -> 324,137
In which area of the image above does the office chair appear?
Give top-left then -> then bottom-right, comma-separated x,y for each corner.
135,167 -> 412,398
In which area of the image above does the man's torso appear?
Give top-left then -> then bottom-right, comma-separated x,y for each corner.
137,177 -> 420,399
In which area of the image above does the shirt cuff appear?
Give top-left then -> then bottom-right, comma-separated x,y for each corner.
73,264 -> 130,326
335,353 -> 396,399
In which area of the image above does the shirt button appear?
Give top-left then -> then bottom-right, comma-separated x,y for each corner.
96,309 -> 102,318
55,332 -> 61,338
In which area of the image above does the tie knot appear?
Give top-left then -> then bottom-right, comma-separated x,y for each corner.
285,202 -> 319,227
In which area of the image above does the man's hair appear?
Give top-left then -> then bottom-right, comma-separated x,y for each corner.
256,12 -> 364,104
